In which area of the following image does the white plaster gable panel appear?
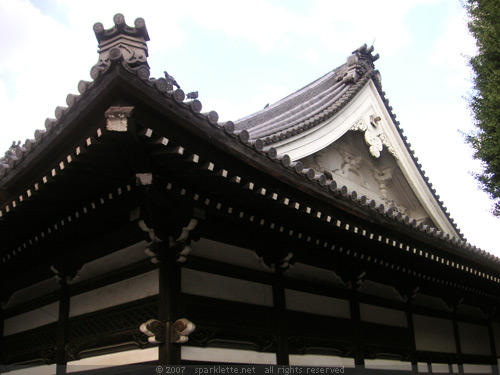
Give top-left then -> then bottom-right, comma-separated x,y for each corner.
273,80 -> 459,237
302,132 -> 433,226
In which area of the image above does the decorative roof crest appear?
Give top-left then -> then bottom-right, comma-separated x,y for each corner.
341,44 -> 379,84
90,14 -> 150,80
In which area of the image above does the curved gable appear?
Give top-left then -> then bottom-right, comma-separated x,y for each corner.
273,80 -> 460,238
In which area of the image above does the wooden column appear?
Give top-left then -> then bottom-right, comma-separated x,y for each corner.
273,268 -> 289,365
405,302 -> 419,374
452,310 -> 464,375
158,246 -> 181,365
488,319 -> 499,375
0,305 -> 4,366
350,287 -> 364,368
56,280 -> 70,375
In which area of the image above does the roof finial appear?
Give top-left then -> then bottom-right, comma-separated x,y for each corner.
90,14 -> 150,80
341,43 -> 380,84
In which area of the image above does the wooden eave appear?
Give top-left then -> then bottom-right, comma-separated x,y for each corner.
1,62 -> 499,309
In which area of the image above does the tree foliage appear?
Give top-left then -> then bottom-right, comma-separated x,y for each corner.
466,0 -> 500,216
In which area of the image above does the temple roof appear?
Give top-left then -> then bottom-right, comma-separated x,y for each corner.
235,44 -> 380,144
0,14 -> 498,278
234,43 -> 465,243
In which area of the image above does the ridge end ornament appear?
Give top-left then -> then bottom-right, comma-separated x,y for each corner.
92,14 -> 150,75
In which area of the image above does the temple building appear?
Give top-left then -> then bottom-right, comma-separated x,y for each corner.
1,14 -> 500,375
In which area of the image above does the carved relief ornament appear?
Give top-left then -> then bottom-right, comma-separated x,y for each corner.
349,117 -> 398,160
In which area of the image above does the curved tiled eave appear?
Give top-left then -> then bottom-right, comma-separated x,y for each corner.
0,52 -> 498,279
235,68 -> 340,130
257,73 -> 372,145
2,114 -> 500,305
234,66 -> 373,145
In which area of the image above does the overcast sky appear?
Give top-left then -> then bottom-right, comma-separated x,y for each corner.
1,0 -> 499,255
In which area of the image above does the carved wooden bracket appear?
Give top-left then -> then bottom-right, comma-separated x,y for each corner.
442,294 -> 464,311
335,264 -> 366,290
50,262 -> 82,285
254,247 -> 295,271
394,282 -> 420,302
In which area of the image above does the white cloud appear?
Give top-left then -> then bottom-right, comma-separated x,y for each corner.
55,0 -> 189,51
297,49 -> 320,65
427,9 -> 476,89
400,94 -> 500,253
307,0 -> 439,56
0,0 -> 87,150
187,0 -> 302,52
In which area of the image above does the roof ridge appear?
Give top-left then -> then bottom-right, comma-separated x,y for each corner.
248,79 -> 348,138
234,44 -> 379,142
235,68 -> 340,126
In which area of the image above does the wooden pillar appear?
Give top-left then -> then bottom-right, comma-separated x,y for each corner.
158,246 -> 181,365
488,319 -> 499,375
350,288 -> 364,368
56,281 -> 70,375
452,310 -> 464,375
0,305 -> 4,366
273,268 -> 289,365
405,302 -> 419,374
